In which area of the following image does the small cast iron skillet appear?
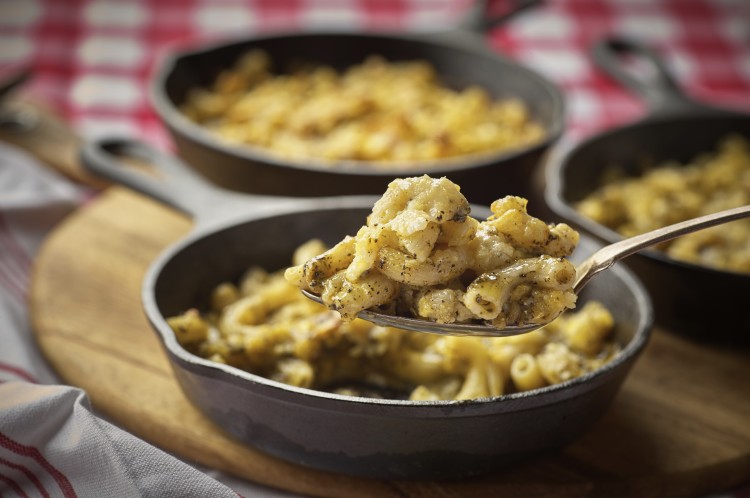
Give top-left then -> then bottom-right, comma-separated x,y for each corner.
545,38 -> 750,343
150,1 -> 564,207
81,137 -> 652,479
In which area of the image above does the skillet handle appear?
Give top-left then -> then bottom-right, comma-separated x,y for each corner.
460,0 -> 542,32
592,38 -> 704,116
79,137 -> 256,220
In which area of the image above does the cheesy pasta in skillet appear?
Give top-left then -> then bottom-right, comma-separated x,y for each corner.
166,176 -> 621,400
168,239 -> 619,401
577,135 -> 750,274
285,175 -> 580,329
180,50 -> 544,164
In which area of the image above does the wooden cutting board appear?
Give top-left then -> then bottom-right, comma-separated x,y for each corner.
30,186 -> 750,498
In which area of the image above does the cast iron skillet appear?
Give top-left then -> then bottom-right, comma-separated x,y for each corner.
80,137 -> 652,479
545,38 -> 750,343
150,1 -> 564,208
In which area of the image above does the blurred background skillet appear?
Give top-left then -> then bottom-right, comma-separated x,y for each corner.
79,137 -> 652,479
150,0 -> 564,208
545,38 -> 750,344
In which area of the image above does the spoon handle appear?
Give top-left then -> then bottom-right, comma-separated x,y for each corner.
574,204 -> 750,293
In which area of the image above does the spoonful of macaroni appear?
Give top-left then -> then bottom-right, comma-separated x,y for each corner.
286,176 -> 750,337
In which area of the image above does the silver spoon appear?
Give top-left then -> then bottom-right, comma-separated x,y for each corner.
303,204 -> 750,337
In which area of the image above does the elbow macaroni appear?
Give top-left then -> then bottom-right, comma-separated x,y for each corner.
180,51 -> 545,165
510,354 -> 546,392
166,176 -> 620,401
285,175 -> 580,328
577,135 -> 750,274
168,257 -> 619,400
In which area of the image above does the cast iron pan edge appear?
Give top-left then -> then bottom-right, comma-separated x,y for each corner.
148,6 -> 566,205
151,31 -> 564,176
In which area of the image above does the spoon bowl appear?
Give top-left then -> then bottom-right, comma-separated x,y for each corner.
304,204 -> 750,337
302,289 -> 541,336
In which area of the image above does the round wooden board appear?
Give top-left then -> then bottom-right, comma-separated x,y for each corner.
31,187 -> 750,498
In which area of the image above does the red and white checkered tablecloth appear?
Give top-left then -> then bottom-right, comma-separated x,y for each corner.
493,0 -> 750,134
2,1 -> 750,497
3,0 -> 750,149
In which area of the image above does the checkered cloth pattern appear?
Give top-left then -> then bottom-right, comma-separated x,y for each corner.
3,0 -> 750,149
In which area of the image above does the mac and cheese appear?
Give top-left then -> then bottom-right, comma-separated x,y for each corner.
285,175 -> 580,329
168,239 -> 619,401
577,135 -> 750,273
181,50 -> 544,165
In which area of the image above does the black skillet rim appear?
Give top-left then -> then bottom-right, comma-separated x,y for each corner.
141,208 -> 654,414
149,30 -> 566,177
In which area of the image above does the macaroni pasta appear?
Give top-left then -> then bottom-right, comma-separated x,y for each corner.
285,175 -> 580,329
168,240 -> 619,401
180,51 -> 545,165
577,135 -> 750,274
